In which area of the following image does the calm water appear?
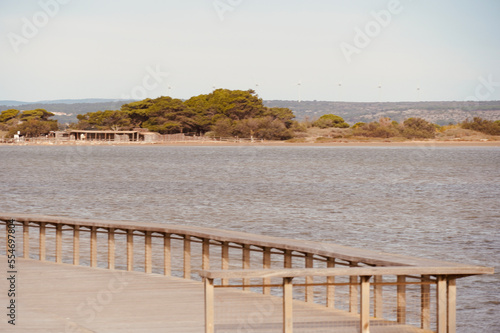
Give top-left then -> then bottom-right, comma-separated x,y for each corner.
0,145 -> 499,332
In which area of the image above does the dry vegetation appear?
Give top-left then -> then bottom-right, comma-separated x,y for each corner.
289,119 -> 500,143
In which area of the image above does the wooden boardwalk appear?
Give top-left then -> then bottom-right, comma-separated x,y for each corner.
1,257 -> 430,333
0,214 -> 494,333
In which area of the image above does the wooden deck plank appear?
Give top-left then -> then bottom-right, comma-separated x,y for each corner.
1,257 -> 431,333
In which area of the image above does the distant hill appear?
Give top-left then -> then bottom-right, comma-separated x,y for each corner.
2,99 -> 499,126
0,100 -> 29,107
264,100 -> 500,125
35,98 -> 132,104
0,98 -> 132,106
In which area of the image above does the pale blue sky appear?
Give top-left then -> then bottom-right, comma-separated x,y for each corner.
1,0 -> 499,102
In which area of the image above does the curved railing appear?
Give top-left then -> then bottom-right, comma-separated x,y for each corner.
0,213 -> 493,333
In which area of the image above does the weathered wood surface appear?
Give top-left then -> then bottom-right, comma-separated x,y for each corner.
0,257 -> 432,333
0,213 -> 490,270
199,266 -> 494,280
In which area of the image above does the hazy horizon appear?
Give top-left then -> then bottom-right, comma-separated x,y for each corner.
3,97 -> 500,106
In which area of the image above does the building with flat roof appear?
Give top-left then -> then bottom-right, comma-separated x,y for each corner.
68,130 -> 160,142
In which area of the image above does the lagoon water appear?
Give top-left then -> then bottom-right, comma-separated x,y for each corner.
0,144 -> 499,332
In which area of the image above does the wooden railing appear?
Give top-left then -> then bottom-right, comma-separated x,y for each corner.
199,266 -> 491,333
0,213 -> 494,333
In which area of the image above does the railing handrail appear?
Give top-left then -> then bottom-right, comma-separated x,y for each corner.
0,212 -> 489,271
199,265 -> 494,280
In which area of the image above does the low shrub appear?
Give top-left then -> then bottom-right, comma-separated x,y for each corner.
461,117 -> 500,135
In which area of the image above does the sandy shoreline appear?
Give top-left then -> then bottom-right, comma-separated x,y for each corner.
1,140 -> 499,147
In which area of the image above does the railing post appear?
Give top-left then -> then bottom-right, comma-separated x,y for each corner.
349,262 -> 358,314
360,275 -> 371,333
327,258 -> 335,308
284,250 -> 292,268
39,223 -> 46,261
283,277 -> 294,333
164,233 -> 171,276
242,244 -> 250,290
184,235 -> 191,279
56,224 -> 62,264
204,278 -> 214,333
127,229 -> 134,271
447,278 -> 456,333
421,275 -> 431,330
374,275 -> 383,318
145,231 -> 152,273
23,221 -> 29,258
73,225 -> 80,265
202,238 -> 210,270
108,228 -> 115,269
221,241 -> 229,286
263,247 -> 271,295
437,275 -> 447,333
90,226 -> 97,267
305,253 -> 314,302
397,275 -> 406,323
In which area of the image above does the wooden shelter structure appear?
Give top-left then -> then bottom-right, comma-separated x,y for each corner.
68,130 -> 141,141
67,130 -> 161,142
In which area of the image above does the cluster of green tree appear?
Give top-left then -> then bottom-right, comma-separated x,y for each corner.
0,109 -> 58,137
460,117 -> 500,135
3,95 -> 498,141
73,89 -> 297,140
352,117 -> 437,139
0,101 -> 134,125
312,114 -> 349,128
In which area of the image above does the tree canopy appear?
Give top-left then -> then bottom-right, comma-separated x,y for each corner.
0,109 -> 20,123
76,110 -> 132,131
313,114 -> 350,128
0,108 -> 58,137
72,89 -> 297,139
